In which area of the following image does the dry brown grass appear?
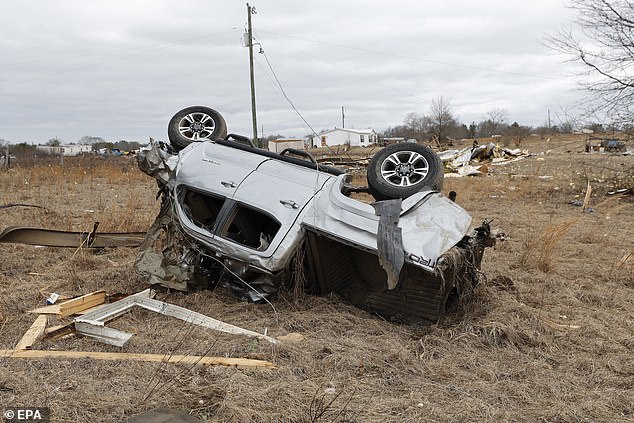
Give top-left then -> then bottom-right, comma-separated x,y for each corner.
519,219 -> 577,272
1,144 -> 633,422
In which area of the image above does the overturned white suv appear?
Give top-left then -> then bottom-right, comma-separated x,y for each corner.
136,106 -> 494,323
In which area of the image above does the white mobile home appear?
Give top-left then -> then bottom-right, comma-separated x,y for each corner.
312,128 -> 377,148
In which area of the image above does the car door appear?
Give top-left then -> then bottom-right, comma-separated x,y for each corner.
229,159 -> 332,257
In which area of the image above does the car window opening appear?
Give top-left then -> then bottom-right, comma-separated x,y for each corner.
223,205 -> 281,251
181,189 -> 225,232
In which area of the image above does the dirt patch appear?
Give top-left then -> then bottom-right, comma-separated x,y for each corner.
0,143 -> 633,422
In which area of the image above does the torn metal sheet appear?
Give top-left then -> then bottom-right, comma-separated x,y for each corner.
0,227 -> 146,248
372,199 -> 404,290
136,139 -> 179,186
134,202 -> 200,291
440,143 -> 530,176
75,289 -> 278,345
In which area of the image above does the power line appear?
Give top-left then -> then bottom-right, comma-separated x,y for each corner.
257,29 -> 575,83
256,42 -> 320,137
255,30 -> 430,102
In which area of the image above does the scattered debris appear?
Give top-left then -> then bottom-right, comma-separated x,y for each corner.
45,292 -> 60,305
607,188 -> 632,196
9,289 -> 277,369
439,143 -> 531,176
585,136 -> 628,153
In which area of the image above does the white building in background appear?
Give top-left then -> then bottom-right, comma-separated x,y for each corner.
36,145 -> 93,156
268,138 -> 305,153
311,128 -> 377,148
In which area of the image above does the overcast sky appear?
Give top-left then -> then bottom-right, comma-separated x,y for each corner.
0,1 -> 583,144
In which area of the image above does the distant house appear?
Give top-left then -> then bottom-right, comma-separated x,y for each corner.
36,145 -> 93,156
268,138 -> 305,153
311,128 -> 377,148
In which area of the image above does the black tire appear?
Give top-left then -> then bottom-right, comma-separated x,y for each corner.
367,143 -> 444,200
168,106 -> 228,151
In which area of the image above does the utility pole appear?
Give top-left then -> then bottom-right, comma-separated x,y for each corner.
341,106 -> 345,128
547,108 -> 551,131
247,3 -> 258,147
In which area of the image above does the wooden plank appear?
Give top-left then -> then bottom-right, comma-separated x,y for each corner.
582,181 -> 592,212
0,349 -> 275,368
15,315 -> 48,350
28,291 -> 107,316
59,291 -> 106,316
28,304 -> 61,315
44,323 -> 75,341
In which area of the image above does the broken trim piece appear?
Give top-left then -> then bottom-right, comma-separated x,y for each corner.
0,227 -> 146,248
75,289 -> 279,345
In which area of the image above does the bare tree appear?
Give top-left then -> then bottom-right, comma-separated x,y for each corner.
402,112 -> 432,140
487,108 -> 507,131
505,122 -> 531,147
78,135 -> 105,145
46,137 -> 62,146
548,0 -> 634,124
429,97 -> 457,142
477,108 -> 508,137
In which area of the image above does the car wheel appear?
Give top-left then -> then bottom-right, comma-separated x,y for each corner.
168,106 -> 228,151
367,143 -> 444,200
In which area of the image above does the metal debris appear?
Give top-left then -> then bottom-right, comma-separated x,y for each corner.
0,226 -> 146,248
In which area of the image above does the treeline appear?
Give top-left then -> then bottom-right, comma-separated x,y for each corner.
379,98 -> 625,145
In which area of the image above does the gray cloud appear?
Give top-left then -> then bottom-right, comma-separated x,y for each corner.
0,0 -> 582,144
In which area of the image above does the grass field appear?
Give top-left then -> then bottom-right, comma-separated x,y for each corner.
0,137 -> 632,422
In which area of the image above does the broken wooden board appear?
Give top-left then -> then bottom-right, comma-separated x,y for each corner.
0,349 -> 275,368
44,323 -> 75,341
29,290 -> 106,316
28,304 -> 61,315
14,315 -> 47,350
59,291 -> 106,316
582,181 -> 592,212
